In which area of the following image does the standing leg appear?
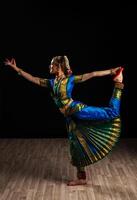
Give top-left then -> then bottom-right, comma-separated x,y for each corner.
67,166 -> 87,186
77,166 -> 86,179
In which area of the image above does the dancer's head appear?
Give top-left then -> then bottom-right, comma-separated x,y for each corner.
49,56 -> 72,76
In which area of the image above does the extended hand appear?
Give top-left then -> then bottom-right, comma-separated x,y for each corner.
111,67 -> 121,75
4,58 -> 17,68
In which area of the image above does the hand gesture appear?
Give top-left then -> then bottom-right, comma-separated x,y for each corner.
4,58 -> 17,70
111,66 -> 121,75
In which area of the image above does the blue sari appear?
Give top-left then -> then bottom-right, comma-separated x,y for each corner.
40,75 -> 122,167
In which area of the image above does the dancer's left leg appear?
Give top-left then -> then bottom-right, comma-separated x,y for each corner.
67,166 -> 87,186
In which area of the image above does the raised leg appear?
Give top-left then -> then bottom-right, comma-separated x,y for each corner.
108,67 -> 124,115
73,68 -> 124,121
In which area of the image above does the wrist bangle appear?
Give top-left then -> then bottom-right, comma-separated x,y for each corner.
17,69 -> 22,75
110,69 -> 114,75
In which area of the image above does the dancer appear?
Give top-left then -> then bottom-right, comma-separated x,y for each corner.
4,56 -> 124,186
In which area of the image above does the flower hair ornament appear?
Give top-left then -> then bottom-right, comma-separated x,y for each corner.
64,55 -> 73,76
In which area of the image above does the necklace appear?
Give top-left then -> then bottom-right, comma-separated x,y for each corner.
53,75 -> 65,96
55,74 -> 66,82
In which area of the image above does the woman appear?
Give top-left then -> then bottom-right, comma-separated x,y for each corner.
4,56 -> 124,186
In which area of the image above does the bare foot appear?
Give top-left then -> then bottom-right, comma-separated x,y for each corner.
113,67 -> 124,83
67,179 -> 87,186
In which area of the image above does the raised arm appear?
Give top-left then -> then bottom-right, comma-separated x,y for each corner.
75,67 -> 121,83
4,58 -> 49,87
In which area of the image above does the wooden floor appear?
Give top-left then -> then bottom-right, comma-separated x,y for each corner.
0,138 -> 137,200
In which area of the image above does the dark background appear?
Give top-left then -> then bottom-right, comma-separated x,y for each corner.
0,2 -> 134,138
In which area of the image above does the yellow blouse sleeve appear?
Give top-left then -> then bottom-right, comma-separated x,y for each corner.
39,78 -> 50,87
74,74 -> 83,83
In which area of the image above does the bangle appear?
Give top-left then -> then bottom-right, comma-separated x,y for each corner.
110,68 -> 114,75
17,69 -> 23,75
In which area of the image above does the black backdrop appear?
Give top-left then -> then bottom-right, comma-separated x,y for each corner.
0,2 -> 134,138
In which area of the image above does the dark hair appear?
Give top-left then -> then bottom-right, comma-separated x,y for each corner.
52,55 -> 73,77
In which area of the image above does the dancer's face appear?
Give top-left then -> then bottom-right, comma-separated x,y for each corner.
49,59 -> 58,74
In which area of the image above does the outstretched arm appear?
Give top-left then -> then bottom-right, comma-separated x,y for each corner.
4,58 -> 49,87
76,67 -> 121,83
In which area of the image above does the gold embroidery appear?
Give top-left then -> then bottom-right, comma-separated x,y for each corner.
74,75 -> 83,83
39,78 -> 49,87
76,130 -> 99,162
113,89 -> 122,99
59,99 -> 73,116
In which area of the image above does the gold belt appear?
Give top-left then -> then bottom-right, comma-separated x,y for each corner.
59,99 -> 73,116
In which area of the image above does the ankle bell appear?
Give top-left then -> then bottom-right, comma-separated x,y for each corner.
115,82 -> 124,89
77,171 -> 86,180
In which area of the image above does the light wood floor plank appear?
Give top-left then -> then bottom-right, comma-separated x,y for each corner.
0,138 -> 137,200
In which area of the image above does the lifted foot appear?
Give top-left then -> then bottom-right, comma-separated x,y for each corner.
113,67 -> 124,83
